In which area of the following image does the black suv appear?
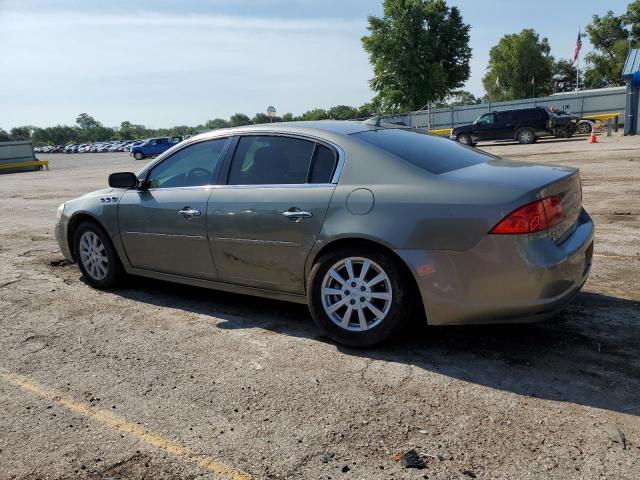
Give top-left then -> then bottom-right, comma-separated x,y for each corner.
451,107 -> 578,145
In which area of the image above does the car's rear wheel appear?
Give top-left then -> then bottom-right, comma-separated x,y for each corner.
456,133 -> 473,145
134,151 -> 144,160
307,247 -> 412,347
578,122 -> 592,134
516,128 -> 536,144
74,221 -> 123,289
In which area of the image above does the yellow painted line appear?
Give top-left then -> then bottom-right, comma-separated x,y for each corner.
0,368 -> 251,480
0,160 -> 49,170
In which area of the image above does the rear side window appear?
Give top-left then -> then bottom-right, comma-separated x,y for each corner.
496,111 -> 512,123
310,145 -> 337,183
351,128 -> 491,174
228,136 -> 315,185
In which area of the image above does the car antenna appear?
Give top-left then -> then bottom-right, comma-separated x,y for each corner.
363,115 -> 382,127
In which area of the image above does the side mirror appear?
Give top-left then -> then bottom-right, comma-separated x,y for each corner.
108,172 -> 138,188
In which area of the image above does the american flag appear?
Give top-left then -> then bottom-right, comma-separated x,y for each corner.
573,30 -> 582,64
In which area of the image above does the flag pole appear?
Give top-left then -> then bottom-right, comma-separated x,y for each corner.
576,27 -> 580,91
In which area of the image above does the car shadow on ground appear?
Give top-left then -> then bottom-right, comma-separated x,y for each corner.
112,278 -> 640,417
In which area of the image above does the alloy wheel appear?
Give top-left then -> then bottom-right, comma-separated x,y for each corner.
320,257 -> 392,331
79,231 -> 109,281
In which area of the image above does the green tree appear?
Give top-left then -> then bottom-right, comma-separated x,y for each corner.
9,126 -> 32,141
205,118 -> 229,130
328,105 -> 359,120
583,5 -> 638,88
0,128 -> 12,142
362,0 -> 471,112
281,112 -> 294,122
74,113 -> 114,141
75,113 -> 100,130
626,0 -> 640,44
298,108 -> 328,121
229,113 -> 251,127
434,89 -> 480,108
252,113 -> 270,124
483,29 -> 554,100
356,102 -> 376,118
553,59 -> 583,92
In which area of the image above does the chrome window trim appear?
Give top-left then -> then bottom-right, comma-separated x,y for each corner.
137,130 -> 345,187
227,131 -> 345,186
212,183 -> 335,190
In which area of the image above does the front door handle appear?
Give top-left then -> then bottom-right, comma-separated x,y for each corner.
283,210 -> 313,220
178,207 -> 201,218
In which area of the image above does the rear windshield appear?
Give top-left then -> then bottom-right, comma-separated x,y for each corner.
351,128 -> 491,174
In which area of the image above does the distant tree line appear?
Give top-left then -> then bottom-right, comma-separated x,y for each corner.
1,105 -> 379,146
3,0 -> 639,144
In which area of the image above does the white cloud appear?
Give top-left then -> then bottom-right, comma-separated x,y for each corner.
0,11 -> 374,128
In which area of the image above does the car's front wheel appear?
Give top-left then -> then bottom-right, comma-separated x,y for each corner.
516,128 -> 536,144
456,133 -> 473,145
307,247 -> 412,347
74,222 -> 123,289
578,122 -> 592,134
134,151 -> 145,160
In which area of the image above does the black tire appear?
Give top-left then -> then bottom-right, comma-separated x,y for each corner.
307,246 -> 413,347
456,133 -> 473,145
578,122 -> 592,135
516,127 -> 536,144
565,125 -> 576,138
134,151 -> 145,160
73,221 -> 123,289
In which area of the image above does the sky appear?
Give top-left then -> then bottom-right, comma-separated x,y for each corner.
0,0 -> 633,130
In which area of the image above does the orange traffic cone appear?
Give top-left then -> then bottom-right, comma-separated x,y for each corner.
588,132 -> 597,144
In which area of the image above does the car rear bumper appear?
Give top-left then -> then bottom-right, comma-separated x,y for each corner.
396,208 -> 594,325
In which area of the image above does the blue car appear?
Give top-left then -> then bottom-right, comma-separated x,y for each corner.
130,137 -> 181,160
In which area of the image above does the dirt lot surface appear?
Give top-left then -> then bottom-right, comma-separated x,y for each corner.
1,135 -> 639,479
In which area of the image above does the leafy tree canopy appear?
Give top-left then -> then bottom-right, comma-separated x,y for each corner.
482,29 -> 554,100
583,2 -> 640,88
362,0 -> 471,112
229,113 -> 251,127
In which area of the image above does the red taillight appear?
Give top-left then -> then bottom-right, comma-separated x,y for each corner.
490,195 -> 564,234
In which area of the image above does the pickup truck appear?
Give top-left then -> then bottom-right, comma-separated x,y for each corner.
130,137 -> 181,160
451,107 -> 579,145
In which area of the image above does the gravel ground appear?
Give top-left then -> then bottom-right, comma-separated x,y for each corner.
1,134 -> 639,479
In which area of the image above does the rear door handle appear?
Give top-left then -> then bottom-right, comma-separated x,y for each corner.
283,210 -> 313,220
178,207 -> 201,218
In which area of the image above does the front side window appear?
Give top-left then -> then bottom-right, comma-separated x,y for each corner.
495,111 -> 512,123
477,113 -> 496,125
228,136 -> 315,185
147,138 -> 228,189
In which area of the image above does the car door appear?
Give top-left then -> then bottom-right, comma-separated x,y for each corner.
118,137 -> 231,279
208,134 -> 339,294
493,111 -> 514,140
474,113 -> 497,141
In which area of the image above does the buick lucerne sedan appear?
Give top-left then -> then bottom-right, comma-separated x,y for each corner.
55,121 -> 594,346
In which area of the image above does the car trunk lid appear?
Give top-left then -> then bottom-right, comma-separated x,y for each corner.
442,159 -> 582,241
